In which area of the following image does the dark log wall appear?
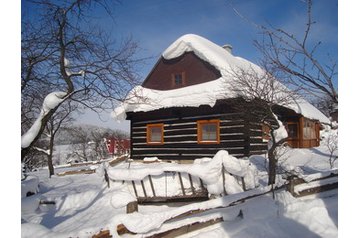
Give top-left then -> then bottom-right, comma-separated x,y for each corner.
128,102 -> 267,161
142,52 -> 221,90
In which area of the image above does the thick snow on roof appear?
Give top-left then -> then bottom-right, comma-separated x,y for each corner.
113,34 -> 329,124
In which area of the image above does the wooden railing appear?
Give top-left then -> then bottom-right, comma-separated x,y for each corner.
286,172 -> 338,197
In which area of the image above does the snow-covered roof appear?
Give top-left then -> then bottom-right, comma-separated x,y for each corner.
113,34 -> 330,124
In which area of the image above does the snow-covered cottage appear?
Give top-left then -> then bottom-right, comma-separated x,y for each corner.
114,34 -> 330,161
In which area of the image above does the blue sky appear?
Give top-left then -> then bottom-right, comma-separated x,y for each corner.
105,0 -> 338,80
22,0 -> 338,131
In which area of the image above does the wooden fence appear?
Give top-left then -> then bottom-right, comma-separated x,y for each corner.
92,187 -> 272,238
286,172 -> 338,197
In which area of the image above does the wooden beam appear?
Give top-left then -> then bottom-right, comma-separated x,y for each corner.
188,174 -> 196,195
56,169 -> 95,176
140,180 -> 147,198
132,181 -> 138,198
148,175 -> 156,197
147,217 -> 223,238
241,177 -> 246,191
178,172 -> 186,196
222,166 -> 227,196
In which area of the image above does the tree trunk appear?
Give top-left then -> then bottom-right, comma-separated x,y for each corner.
268,146 -> 277,185
47,136 -> 55,178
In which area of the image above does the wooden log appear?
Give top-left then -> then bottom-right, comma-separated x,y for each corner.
126,201 -> 138,214
178,172 -> 186,196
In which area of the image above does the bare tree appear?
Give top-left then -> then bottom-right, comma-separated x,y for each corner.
68,126 -> 93,162
44,102 -> 77,177
323,131 -> 338,169
21,0 -> 142,160
225,64 -> 300,185
253,0 -> 337,106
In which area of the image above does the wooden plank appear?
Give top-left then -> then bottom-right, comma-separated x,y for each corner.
241,177 -> 246,191
188,174 -> 196,195
293,182 -> 338,197
147,217 -> 224,238
39,200 -> 56,205
140,180 -> 147,198
200,178 -> 205,190
148,175 -> 156,197
132,181 -> 138,198
222,167 -> 227,196
178,172 -> 186,196
137,193 -> 208,204
56,169 -> 95,176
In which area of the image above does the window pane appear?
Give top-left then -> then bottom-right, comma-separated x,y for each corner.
201,124 -> 217,141
287,124 -> 298,138
174,74 -> 182,85
303,120 -> 315,139
149,127 -> 162,142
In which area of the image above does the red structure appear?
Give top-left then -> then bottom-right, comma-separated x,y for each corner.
106,138 -> 130,155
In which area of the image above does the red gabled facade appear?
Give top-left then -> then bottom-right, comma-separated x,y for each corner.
142,52 -> 221,90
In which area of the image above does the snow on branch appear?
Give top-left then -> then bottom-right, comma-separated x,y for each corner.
21,91 -> 67,148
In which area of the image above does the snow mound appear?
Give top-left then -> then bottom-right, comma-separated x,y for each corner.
21,176 -> 39,198
108,150 -> 257,195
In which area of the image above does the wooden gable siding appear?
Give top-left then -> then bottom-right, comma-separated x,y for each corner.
142,52 -> 221,90
273,105 -> 321,148
128,102 -> 267,161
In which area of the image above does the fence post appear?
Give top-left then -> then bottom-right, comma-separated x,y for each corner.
104,169 -> 110,188
126,201 -> 138,214
287,175 -> 295,196
222,165 -> 227,196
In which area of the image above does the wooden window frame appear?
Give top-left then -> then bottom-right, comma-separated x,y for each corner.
287,122 -> 299,139
262,124 -> 271,142
171,72 -> 186,88
197,119 -> 220,144
146,123 -> 164,145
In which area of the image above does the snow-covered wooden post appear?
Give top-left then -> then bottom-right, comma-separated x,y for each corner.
126,201 -> 138,214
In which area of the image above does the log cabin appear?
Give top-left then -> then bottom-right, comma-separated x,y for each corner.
113,34 -> 330,161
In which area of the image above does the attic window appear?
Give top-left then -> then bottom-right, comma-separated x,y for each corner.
197,120 -> 220,144
172,72 -> 186,87
146,124 -> 164,145
262,124 -> 271,142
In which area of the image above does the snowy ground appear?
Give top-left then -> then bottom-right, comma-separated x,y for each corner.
21,132 -> 338,238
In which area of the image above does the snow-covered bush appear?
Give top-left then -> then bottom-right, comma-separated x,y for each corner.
321,128 -> 338,169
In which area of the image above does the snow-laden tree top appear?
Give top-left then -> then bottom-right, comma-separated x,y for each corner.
113,34 -> 329,124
